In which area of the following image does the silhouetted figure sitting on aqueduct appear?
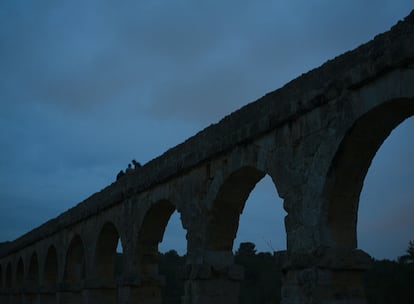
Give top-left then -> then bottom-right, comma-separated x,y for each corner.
116,170 -> 125,181
126,163 -> 133,173
132,159 -> 142,169
117,159 -> 142,181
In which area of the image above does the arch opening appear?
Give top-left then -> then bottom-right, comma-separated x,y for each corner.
358,117 -> 414,260
158,209 -> 187,303
63,235 -> 85,285
115,238 -> 124,280
322,99 -> 414,249
116,238 -> 123,254
138,200 -> 176,276
233,174 -> 287,254
206,166 -> 286,304
16,258 -> 24,289
6,263 -> 12,289
206,166 -> 285,252
27,252 -> 39,290
94,222 -> 123,281
43,245 -> 58,289
139,200 -> 186,303
158,210 -> 187,255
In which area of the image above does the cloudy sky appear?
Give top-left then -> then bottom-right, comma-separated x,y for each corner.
1,1 -> 413,260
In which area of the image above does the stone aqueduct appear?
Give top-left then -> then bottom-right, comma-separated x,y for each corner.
1,11 -> 414,304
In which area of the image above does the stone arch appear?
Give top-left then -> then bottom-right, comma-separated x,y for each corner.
63,235 -> 85,285
138,200 -> 176,276
16,257 -> 24,289
5,262 -> 12,289
135,199 -> 184,303
206,166 -> 268,251
198,165 -> 284,303
43,245 -> 58,288
94,221 -> 122,280
321,99 -> 414,248
27,252 -> 39,290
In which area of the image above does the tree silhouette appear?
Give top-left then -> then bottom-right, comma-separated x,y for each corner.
235,242 -> 281,304
407,240 -> 414,261
398,240 -> 414,264
158,250 -> 185,304
235,242 -> 257,256
365,240 -> 414,304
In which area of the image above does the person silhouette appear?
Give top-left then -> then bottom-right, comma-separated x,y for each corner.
126,163 -> 133,173
132,159 -> 142,169
116,170 -> 125,181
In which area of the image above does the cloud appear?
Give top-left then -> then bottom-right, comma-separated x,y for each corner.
2,1 -> 412,120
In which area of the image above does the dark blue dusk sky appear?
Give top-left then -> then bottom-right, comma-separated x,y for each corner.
0,1 -> 413,260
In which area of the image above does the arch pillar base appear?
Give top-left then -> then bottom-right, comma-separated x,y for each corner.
82,287 -> 117,304
9,293 -> 23,304
182,263 -> 243,304
38,292 -> 56,304
281,248 -> 372,304
23,292 -> 39,304
117,279 -> 162,304
57,288 -> 82,304
0,293 -> 11,304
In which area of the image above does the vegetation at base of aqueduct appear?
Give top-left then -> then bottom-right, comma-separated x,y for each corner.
156,240 -> 414,304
